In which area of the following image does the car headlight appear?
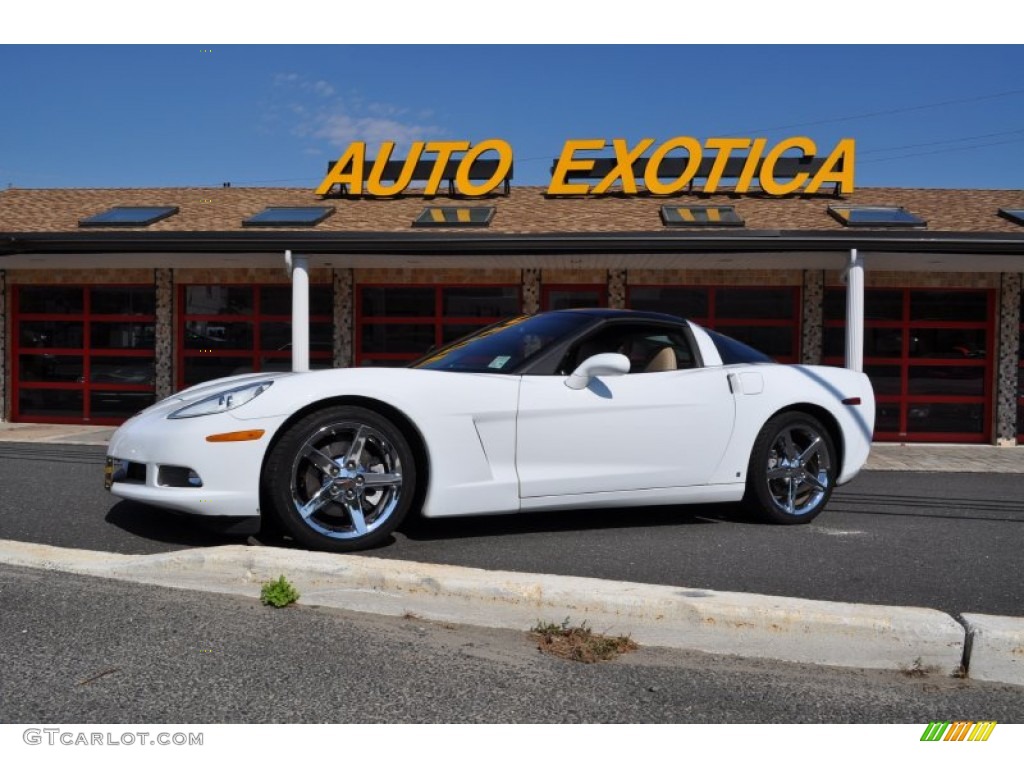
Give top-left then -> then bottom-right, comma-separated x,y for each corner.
168,381 -> 274,419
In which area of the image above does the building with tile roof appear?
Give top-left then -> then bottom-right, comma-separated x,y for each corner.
1,182 -> 1022,444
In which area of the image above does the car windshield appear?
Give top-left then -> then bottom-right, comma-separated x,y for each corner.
411,312 -> 593,373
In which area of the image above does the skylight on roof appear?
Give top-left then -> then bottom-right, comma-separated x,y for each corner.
79,206 -> 179,227
413,206 -> 494,227
243,207 -> 335,227
660,205 -> 744,227
828,205 -> 925,228
998,208 -> 1024,226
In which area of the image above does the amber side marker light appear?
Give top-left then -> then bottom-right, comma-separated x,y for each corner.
841,397 -> 862,406
206,429 -> 266,443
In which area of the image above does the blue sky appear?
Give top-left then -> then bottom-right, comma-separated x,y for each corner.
1,45 -> 1021,191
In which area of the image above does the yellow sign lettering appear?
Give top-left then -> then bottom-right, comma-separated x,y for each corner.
318,136 -> 856,198
456,139 -> 514,197
315,142 -> 366,196
592,138 -> 654,194
644,137 -> 703,195
805,138 -> 856,194
423,141 -> 471,196
704,138 -> 752,192
734,138 -> 767,193
366,141 -> 424,197
759,136 -> 815,195
549,139 -> 605,195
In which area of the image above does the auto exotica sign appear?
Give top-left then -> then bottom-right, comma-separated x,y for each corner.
316,137 -> 855,197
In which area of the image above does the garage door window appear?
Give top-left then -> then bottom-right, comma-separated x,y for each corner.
627,286 -> 800,363
13,285 -> 157,423
179,285 -> 334,387
357,285 -> 521,367
824,288 -> 994,442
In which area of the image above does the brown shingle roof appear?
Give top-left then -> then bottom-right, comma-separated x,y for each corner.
1,185 -> 1023,235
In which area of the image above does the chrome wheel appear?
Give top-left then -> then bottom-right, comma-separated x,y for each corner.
264,405 -> 416,551
745,412 -> 836,525
290,421 -> 405,540
764,424 -> 832,517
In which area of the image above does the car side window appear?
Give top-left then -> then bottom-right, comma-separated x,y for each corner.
558,324 -> 697,374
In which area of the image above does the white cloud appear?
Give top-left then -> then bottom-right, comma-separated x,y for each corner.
312,114 -> 440,149
270,72 -> 441,150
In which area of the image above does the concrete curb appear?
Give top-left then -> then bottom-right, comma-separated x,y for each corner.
0,538 -> 986,679
961,614 -> 1024,686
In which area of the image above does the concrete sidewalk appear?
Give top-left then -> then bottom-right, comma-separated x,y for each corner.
1,421 -> 1022,473
1,539 -> 1020,686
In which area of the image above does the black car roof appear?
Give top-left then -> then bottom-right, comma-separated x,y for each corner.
547,307 -> 689,324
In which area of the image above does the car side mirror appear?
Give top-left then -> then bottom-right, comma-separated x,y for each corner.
564,353 -> 630,390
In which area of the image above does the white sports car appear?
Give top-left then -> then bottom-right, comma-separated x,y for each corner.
105,309 -> 875,552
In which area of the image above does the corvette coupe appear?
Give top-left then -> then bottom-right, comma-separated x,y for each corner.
105,309 -> 875,552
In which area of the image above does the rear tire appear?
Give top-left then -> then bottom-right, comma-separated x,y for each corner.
262,406 -> 416,552
744,412 -> 836,525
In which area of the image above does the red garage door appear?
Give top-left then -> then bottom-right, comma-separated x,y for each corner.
627,285 -> 801,363
13,285 -> 157,424
824,288 -> 995,443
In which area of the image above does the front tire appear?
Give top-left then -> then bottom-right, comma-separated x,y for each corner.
262,406 -> 416,552
744,412 -> 836,525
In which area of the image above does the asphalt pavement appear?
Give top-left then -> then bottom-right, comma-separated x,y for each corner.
0,439 -> 1020,617
3,563 -> 1022,723
1,426 -> 1022,686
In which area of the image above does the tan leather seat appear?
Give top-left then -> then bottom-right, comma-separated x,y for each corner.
644,346 -> 677,373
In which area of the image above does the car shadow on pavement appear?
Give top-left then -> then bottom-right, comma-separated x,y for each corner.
396,502 -> 754,543
103,500 -> 761,553
104,501 -> 248,548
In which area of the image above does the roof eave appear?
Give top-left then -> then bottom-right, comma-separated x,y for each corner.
3,229 -> 1024,257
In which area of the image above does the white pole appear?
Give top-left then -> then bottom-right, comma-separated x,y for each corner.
288,250 -> 310,373
844,248 -> 864,372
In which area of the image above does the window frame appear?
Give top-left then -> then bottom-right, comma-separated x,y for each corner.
412,206 -> 495,228
660,205 -> 745,227
78,206 -> 179,227
177,283 -> 334,388
827,205 -> 926,228
356,283 -> 522,367
12,284 -> 158,424
823,287 -> 994,443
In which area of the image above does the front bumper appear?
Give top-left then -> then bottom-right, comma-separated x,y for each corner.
105,406 -> 289,519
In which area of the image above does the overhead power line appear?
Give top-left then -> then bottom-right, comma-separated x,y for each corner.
858,135 -> 1024,164
737,88 -> 1024,135
859,127 -> 1024,155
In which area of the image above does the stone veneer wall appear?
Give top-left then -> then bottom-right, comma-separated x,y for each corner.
154,268 -> 174,400
0,269 -> 5,421
801,270 -> 824,365
824,270 -> 1002,289
607,269 -> 626,309
540,269 -> 606,285
627,269 -> 803,287
333,269 -> 354,368
995,273 -> 1022,446
354,268 -> 521,285
522,268 -> 540,314
5,268 -> 155,285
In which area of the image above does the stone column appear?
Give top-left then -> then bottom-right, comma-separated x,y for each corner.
333,268 -> 354,368
801,269 -> 824,365
522,268 -> 540,314
0,269 -> 6,421
995,272 -> 1021,446
154,268 -> 174,399
607,269 -> 626,309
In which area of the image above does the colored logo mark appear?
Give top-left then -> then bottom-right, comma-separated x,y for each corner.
920,721 -> 997,742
